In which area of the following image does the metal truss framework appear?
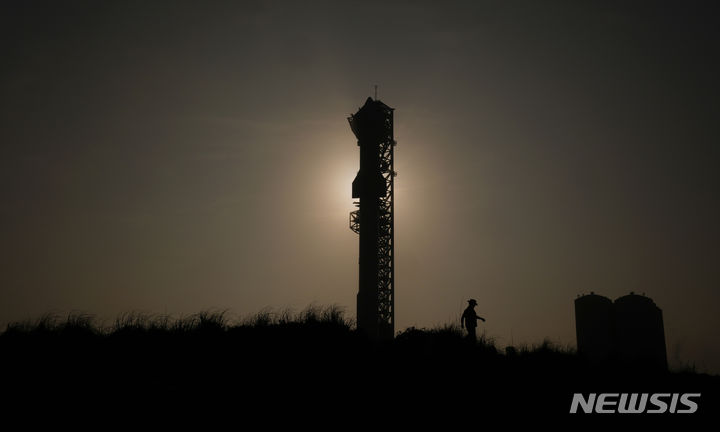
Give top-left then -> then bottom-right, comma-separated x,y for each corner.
349,99 -> 396,339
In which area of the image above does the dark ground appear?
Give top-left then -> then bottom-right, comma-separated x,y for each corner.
1,308 -> 717,426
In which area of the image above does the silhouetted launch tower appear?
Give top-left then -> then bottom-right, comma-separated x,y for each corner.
348,97 -> 396,340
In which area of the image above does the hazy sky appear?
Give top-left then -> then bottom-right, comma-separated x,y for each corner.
2,1 -> 718,373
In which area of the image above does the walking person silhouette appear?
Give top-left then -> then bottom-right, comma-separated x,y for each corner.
461,299 -> 485,342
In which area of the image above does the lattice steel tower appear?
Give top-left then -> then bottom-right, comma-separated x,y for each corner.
348,97 -> 396,340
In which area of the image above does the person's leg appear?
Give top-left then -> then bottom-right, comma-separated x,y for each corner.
467,326 -> 476,342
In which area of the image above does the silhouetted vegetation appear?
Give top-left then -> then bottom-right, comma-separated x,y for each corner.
1,306 -> 718,422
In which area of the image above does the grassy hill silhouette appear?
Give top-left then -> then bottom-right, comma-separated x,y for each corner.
1,305 -> 718,423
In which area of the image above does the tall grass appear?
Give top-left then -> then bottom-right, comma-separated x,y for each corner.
3,312 -> 98,337
0,305 -> 699,380
2,305 -> 716,422
2,305 -> 353,338
239,304 -> 353,328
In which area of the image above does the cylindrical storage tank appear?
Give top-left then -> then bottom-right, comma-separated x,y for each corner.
575,293 -> 614,364
613,293 -> 668,371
